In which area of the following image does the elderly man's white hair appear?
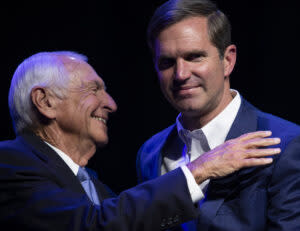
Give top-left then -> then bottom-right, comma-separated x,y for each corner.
8,51 -> 88,134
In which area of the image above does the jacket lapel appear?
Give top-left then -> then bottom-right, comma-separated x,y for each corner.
145,124 -> 181,179
226,99 -> 258,140
19,132 -> 87,194
197,98 -> 258,231
161,126 -> 185,170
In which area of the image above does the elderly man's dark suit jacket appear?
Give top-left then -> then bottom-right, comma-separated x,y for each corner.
137,99 -> 300,231
0,131 -> 198,231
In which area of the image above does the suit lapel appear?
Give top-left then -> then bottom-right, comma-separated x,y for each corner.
144,144 -> 164,179
145,124 -> 181,179
19,132 -> 88,194
226,99 -> 258,140
197,99 -> 259,231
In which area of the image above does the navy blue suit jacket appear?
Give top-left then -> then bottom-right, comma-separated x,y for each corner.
0,132 -> 198,231
137,99 -> 300,231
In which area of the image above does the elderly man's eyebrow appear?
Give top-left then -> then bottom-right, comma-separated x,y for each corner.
89,80 -> 107,90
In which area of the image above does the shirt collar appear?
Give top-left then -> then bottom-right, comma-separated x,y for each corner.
44,141 -> 79,175
176,90 -> 241,149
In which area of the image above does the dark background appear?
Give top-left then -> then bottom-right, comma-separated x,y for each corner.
1,0 -> 299,193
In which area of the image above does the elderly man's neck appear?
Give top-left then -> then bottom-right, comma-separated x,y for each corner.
34,127 -> 96,167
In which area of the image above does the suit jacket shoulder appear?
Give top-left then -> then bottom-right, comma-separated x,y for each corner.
256,107 -> 300,143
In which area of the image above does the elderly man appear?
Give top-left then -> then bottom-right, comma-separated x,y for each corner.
137,0 -> 300,230
0,51 -> 280,231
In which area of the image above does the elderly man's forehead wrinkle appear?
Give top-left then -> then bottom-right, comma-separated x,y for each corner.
64,64 -> 88,90
58,56 -> 84,78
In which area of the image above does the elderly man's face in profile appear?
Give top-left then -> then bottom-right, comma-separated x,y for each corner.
54,59 -> 117,147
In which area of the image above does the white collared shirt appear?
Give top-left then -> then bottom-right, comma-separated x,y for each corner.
162,90 -> 241,202
44,141 -> 79,175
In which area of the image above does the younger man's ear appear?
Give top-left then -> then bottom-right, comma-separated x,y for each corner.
223,44 -> 237,77
31,87 -> 58,119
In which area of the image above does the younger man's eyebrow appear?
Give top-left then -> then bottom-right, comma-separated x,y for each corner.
182,50 -> 208,59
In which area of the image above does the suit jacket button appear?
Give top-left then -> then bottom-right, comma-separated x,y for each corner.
167,217 -> 173,226
173,215 -> 179,223
161,218 -> 167,228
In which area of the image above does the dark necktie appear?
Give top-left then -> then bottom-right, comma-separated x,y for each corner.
77,167 -> 100,205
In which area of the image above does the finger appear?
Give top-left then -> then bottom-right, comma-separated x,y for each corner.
238,131 -> 272,141
241,157 -> 273,168
244,148 -> 281,158
245,137 -> 281,148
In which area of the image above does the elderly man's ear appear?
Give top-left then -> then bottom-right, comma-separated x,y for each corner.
31,87 -> 59,119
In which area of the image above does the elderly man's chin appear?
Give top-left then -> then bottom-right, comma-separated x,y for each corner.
94,136 -> 109,148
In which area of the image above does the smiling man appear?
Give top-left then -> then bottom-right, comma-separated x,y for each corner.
137,0 -> 300,230
0,51 -> 282,231
31,54 -> 117,166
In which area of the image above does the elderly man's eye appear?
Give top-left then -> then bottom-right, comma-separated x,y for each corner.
91,87 -> 99,93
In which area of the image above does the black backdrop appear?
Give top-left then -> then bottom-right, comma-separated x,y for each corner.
1,0 -> 300,193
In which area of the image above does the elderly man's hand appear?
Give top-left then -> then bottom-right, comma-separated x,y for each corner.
187,131 -> 281,184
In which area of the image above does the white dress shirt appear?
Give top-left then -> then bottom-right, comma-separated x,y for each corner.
44,142 -> 79,175
162,90 -> 242,203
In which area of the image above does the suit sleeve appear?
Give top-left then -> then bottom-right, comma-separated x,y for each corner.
267,135 -> 300,230
0,150 -> 198,231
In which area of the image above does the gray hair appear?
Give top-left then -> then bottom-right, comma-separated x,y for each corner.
8,51 -> 87,134
147,0 -> 231,58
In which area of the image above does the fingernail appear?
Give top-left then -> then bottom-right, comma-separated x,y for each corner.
264,131 -> 272,135
273,138 -> 281,143
264,158 -> 273,163
272,148 -> 281,153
